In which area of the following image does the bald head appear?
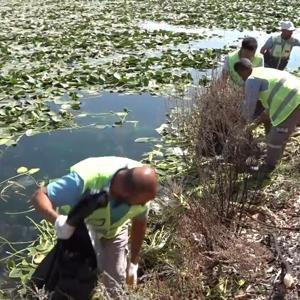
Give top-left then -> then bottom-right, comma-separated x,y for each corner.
111,166 -> 158,205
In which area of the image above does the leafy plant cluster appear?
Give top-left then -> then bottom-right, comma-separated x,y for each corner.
3,0 -> 299,147
129,0 -> 300,31
0,0 -> 235,146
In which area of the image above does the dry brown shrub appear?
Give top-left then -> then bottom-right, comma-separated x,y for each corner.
122,78 -> 268,299
168,77 -> 270,294
173,77 -> 263,225
177,77 -> 261,168
177,197 -> 271,290
133,271 -> 205,300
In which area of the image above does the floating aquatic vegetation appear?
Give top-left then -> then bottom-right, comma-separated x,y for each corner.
4,0 -> 298,145
0,0 -> 217,145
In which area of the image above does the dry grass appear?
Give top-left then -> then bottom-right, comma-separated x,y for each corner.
178,197 -> 271,284
174,78 -> 263,225
180,80 -> 258,163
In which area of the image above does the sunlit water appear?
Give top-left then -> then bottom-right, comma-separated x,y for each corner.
140,21 -> 300,71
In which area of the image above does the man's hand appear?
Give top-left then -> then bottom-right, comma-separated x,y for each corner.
54,215 -> 75,239
126,262 -> 138,287
244,111 -> 270,134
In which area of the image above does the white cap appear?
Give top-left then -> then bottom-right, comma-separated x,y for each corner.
280,20 -> 295,31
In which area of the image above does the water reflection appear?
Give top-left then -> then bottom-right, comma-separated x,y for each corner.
0,92 -> 170,181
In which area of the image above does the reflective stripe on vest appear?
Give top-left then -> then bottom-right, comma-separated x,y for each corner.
67,157 -> 148,239
271,35 -> 293,59
228,50 -> 263,86
251,67 -> 300,126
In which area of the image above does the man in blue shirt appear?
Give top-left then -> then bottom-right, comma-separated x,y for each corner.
32,156 -> 158,298
260,20 -> 300,70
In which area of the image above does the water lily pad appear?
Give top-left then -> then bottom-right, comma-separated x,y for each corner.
9,268 -> 23,278
134,137 -> 160,143
0,138 -> 11,146
28,168 -> 40,175
16,166 -> 28,174
25,129 -> 40,136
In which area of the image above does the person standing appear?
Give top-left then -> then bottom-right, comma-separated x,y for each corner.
260,20 -> 300,70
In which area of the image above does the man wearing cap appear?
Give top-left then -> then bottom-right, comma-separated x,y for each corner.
233,58 -> 300,177
222,37 -> 264,86
260,20 -> 300,70
32,156 -> 158,298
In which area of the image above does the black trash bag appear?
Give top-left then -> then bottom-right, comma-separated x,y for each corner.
28,190 -> 108,299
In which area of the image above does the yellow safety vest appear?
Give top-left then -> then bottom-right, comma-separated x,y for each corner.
271,35 -> 293,59
251,67 -> 300,126
61,157 -> 149,239
228,50 -> 263,86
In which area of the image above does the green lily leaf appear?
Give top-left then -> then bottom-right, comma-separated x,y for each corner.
113,72 -> 121,80
134,137 -> 160,143
28,168 -> 40,175
17,166 -> 28,174
25,129 -> 40,136
9,268 -> 23,278
0,138 -> 11,146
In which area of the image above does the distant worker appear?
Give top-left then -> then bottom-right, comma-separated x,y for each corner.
32,156 -> 158,298
222,37 -> 264,86
234,59 -> 300,177
260,20 -> 300,70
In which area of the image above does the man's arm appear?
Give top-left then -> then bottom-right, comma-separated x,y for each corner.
32,172 -> 84,239
130,217 -> 147,264
32,172 -> 83,222
260,36 -> 273,54
126,216 -> 147,286
32,187 -> 58,224
242,78 -> 261,122
293,38 -> 300,47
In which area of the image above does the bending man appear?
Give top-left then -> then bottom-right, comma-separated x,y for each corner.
32,156 -> 158,298
234,59 -> 300,175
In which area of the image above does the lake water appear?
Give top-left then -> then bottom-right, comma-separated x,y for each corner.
0,92 -> 171,287
140,21 -> 300,71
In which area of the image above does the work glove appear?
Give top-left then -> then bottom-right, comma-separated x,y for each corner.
54,215 -> 75,239
126,262 -> 138,287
